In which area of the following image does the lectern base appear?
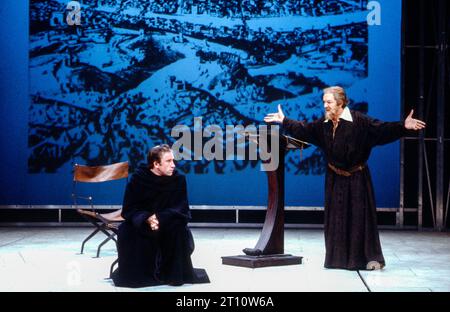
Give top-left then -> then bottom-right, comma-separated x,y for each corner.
221,254 -> 302,268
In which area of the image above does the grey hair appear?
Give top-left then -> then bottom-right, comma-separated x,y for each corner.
323,86 -> 349,108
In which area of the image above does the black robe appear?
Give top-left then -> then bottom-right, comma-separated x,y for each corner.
283,110 -> 408,270
112,165 -> 210,287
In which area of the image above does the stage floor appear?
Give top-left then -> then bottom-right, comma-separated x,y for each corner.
0,227 -> 449,292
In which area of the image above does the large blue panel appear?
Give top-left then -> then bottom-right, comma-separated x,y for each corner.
0,1 -> 402,207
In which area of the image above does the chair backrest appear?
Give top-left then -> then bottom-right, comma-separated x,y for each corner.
72,161 -> 129,207
72,162 -> 128,258
73,161 -> 129,183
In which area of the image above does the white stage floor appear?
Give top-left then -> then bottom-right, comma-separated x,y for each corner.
0,227 -> 449,292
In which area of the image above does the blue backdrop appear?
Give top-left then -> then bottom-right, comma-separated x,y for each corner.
0,0 -> 402,207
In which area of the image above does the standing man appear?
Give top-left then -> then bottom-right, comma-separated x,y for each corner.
112,144 -> 210,287
264,86 -> 426,270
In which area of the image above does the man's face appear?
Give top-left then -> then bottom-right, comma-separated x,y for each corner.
323,93 -> 342,121
154,151 -> 176,176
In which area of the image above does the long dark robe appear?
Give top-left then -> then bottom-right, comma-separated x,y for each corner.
112,165 -> 210,287
283,110 -> 408,270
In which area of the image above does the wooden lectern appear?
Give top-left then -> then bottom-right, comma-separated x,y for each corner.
222,132 -> 309,268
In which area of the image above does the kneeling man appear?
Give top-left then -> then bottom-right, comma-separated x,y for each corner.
112,144 -> 210,287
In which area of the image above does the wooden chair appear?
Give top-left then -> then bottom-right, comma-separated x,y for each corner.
72,161 -> 128,258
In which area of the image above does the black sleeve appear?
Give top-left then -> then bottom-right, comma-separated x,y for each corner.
282,117 -> 322,148
156,176 -> 191,230
367,118 -> 409,147
121,178 -> 152,234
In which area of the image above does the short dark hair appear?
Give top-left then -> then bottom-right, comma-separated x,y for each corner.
147,144 -> 172,169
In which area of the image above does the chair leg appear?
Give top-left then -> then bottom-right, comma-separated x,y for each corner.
110,258 -> 118,279
96,233 -> 116,258
80,228 -> 101,254
99,227 -> 113,237
94,227 -> 115,257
